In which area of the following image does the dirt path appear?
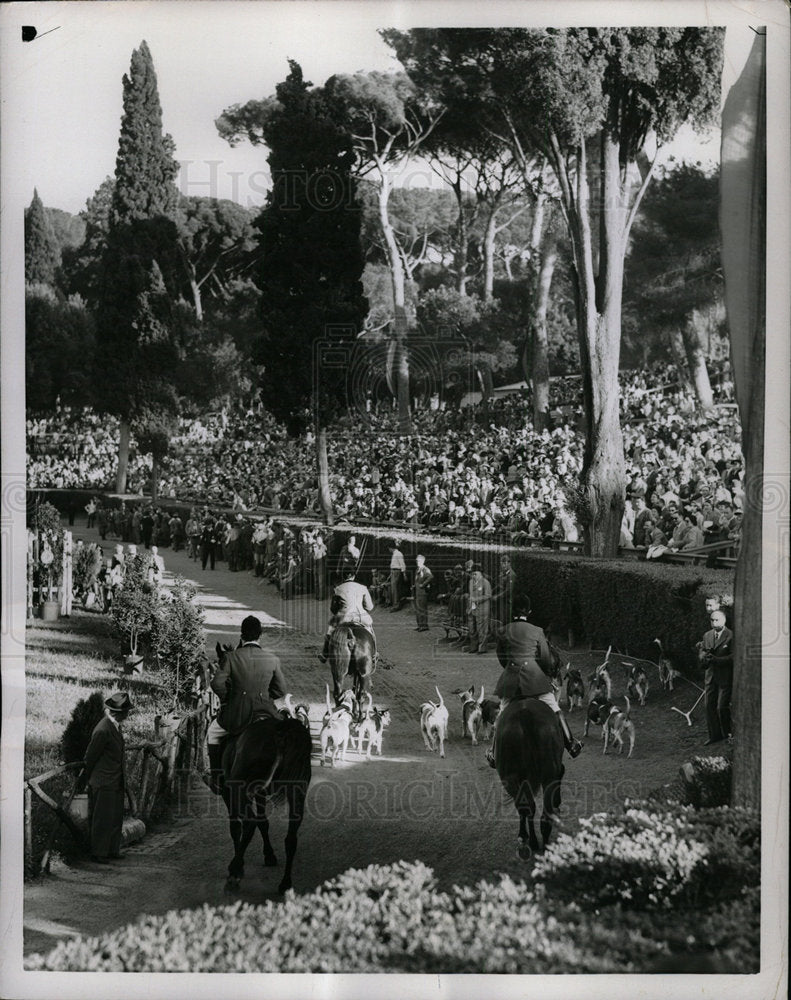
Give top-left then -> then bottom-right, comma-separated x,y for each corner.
24,523 -> 714,958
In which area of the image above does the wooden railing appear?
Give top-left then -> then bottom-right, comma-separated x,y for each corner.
25,705 -> 209,874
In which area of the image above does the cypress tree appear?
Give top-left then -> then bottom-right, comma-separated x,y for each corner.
25,188 -> 60,286
95,40 -> 181,493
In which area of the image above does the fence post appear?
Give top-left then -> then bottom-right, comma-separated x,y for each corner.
61,530 -> 73,617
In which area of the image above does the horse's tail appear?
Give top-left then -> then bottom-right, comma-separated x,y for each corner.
274,718 -> 313,792
623,695 -> 631,719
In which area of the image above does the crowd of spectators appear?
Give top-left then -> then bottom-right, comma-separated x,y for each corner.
26,362 -> 742,554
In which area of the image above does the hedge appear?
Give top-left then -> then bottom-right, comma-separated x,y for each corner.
27,804 -> 759,973
31,490 -> 732,675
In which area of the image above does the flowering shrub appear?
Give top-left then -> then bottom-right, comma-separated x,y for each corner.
533,808 -> 710,909
27,860 -> 666,973
26,806 -> 759,973
681,755 -> 732,808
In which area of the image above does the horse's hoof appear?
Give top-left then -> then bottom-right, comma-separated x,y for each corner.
264,854 -> 278,868
517,840 -> 532,862
224,877 -> 240,893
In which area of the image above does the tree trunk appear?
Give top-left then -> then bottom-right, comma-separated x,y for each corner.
115,420 -> 131,494
190,277 -> 203,323
151,454 -> 159,503
482,207 -> 498,302
682,322 -> 714,410
377,171 -> 411,433
316,426 -> 335,526
530,229 -> 558,432
476,367 -> 493,421
667,328 -> 693,390
564,134 -> 626,557
452,178 -> 469,294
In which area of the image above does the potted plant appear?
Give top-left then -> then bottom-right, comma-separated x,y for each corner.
30,501 -> 64,621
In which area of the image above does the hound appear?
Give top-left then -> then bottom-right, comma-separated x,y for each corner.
479,697 -> 501,742
420,686 -> 449,758
602,696 -> 636,757
454,685 -> 485,745
565,668 -> 586,711
653,639 -> 680,691
319,685 -> 353,767
625,662 -> 649,707
356,694 -> 392,760
283,693 -> 311,729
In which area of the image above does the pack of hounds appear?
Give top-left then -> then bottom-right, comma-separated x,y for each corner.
282,637 -> 680,766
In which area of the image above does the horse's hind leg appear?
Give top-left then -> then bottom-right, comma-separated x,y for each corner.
225,784 -> 258,892
540,767 -> 565,849
279,782 -> 307,894
514,782 -> 540,859
252,791 -> 277,867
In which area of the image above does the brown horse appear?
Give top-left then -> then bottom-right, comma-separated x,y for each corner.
328,623 -> 376,704
221,716 -> 312,895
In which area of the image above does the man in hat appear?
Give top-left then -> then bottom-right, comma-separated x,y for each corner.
487,596 -> 582,765
76,691 -> 133,862
205,615 -> 287,793
336,534 -> 360,583
464,565 -> 492,654
318,569 -> 376,662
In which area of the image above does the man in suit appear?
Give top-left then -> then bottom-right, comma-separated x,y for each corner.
205,615 -> 287,793
388,540 -> 407,612
76,691 -> 132,862
464,565 -> 492,654
697,609 -> 734,744
413,554 -> 433,632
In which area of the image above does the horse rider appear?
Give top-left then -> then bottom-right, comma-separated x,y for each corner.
204,615 -> 287,794
486,595 -> 582,766
318,569 -> 376,663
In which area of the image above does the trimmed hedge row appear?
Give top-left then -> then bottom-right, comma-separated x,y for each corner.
27,804 -> 759,973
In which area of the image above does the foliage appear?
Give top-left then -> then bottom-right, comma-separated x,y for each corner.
110,555 -> 159,655
148,577 -> 206,702
221,60 -> 367,434
28,501 -> 65,598
61,691 -> 106,765
681,755 -> 733,809
25,287 -> 97,413
28,802 -> 758,974
25,189 -> 60,286
72,543 -> 103,595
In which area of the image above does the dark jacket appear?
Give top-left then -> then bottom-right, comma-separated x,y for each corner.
495,619 -> 555,699
700,626 -> 734,682
211,642 -> 287,735
81,715 -> 125,790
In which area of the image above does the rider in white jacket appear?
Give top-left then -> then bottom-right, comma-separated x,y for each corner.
318,571 -> 375,661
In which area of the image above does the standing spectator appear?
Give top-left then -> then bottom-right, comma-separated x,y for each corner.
131,507 -> 142,545
75,691 -> 132,862
141,507 -> 154,549
227,515 -> 242,572
97,504 -> 108,540
465,564 -> 492,654
185,510 -> 200,560
148,546 -> 165,588
491,554 -> 514,624
169,512 -> 184,552
311,530 -> 328,601
697,609 -> 734,745
413,553 -> 433,632
632,494 -> 651,548
252,521 -> 268,578
200,518 -> 216,571
388,540 -> 407,612
85,497 -> 97,528
336,534 -> 360,582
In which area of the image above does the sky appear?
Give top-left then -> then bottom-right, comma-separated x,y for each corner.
3,1 -> 724,217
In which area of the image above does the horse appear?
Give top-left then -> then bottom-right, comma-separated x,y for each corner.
220,715 -> 312,894
211,642 -> 312,895
493,638 -> 566,859
327,623 -> 376,705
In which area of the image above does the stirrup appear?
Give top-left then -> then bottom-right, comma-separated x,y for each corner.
566,739 -> 583,759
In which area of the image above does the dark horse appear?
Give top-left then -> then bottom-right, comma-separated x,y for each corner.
494,641 -> 566,858
328,623 -> 376,704
220,715 -> 312,895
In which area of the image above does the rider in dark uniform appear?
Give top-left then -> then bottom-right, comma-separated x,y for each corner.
487,595 -> 582,766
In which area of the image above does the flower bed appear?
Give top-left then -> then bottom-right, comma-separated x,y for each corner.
27,804 -> 759,973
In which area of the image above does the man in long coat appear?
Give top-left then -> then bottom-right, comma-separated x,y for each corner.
205,615 -> 287,793
697,609 -> 734,744
488,597 -> 582,763
76,691 -> 133,861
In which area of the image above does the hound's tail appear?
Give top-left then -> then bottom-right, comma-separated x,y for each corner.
477,685 -> 485,705
435,686 -> 445,709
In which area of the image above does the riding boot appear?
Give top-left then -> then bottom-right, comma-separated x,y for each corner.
318,633 -> 330,663
557,712 -> 583,758
204,743 -> 225,794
